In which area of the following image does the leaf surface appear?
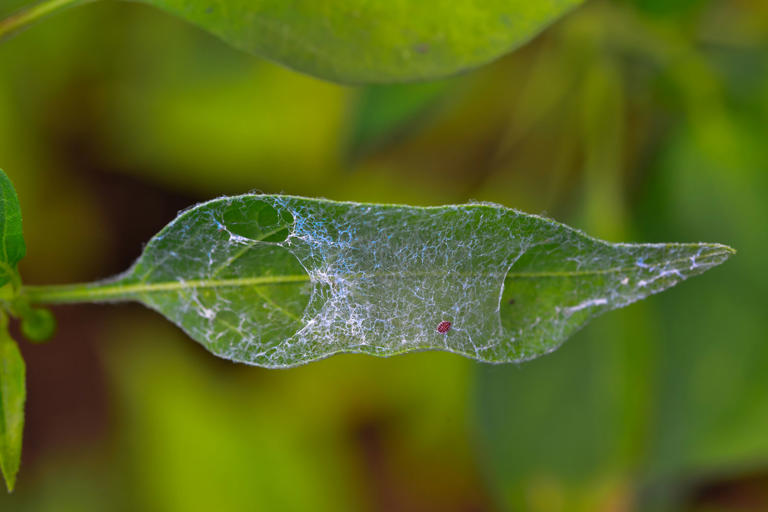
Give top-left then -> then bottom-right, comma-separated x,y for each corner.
0,318 -> 25,492
0,170 -> 24,287
133,0 -> 584,83
58,196 -> 733,368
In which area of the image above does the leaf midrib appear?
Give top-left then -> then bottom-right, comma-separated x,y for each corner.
20,249 -> 729,305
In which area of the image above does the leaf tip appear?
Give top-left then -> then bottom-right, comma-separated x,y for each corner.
2,468 -> 17,493
0,444 -> 19,493
707,242 -> 737,261
689,242 -> 736,270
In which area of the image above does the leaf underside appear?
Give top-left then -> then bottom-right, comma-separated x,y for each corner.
81,195 -> 733,368
0,329 -> 24,492
134,0 -> 584,83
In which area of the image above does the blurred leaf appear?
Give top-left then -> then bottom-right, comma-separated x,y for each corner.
130,0 -> 584,83
345,80 -> 453,161
630,0 -> 705,17
103,317 -> 491,511
19,306 -> 56,343
634,119 -> 768,502
103,57 -> 348,195
25,196 -> 731,367
475,306 -> 652,511
0,450 -> 119,512
0,315 -> 25,492
579,59 -> 626,240
106,321 -> 364,512
0,169 -> 25,288
473,19 -> 768,507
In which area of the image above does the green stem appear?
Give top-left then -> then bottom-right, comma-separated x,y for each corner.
0,0 -> 89,41
20,274 -> 312,305
19,282 -> 120,305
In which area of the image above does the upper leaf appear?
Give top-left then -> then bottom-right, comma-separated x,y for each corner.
0,170 -> 25,287
134,0 -> 584,84
76,196 -> 733,368
0,315 -> 25,492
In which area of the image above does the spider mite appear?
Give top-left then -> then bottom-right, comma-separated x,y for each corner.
436,321 -> 452,334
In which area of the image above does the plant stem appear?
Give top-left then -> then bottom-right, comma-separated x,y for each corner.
0,0 -> 89,41
20,274 -> 312,305
19,282 -> 128,305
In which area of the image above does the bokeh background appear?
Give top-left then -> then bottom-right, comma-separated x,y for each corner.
1,0 -> 767,510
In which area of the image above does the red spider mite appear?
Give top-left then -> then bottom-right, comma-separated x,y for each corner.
436,321 -> 452,334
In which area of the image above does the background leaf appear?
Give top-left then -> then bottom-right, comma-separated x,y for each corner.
471,4 -> 768,507
132,0 -> 584,83
0,316 -> 26,492
344,80 -> 454,162
29,196 -> 732,368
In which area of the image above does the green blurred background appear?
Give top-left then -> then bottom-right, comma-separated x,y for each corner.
1,0 -> 767,510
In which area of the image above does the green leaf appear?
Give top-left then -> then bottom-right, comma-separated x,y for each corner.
0,314 -> 25,492
345,80 -> 453,161
133,0 -> 584,83
0,169 -> 25,288
28,196 -> 734,368
19,306 -> 56,343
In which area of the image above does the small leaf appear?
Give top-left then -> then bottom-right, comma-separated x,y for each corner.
0,314 -> 25,492
133,0 -> 584,83
54,196 -> 733,368
0,169 -> 25,288
20,307 -> 56,343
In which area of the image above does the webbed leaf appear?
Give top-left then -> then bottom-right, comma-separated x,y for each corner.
134,0 -> 584,83
30,196 -> 734,368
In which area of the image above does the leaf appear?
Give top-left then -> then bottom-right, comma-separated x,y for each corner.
0,169 -> 25,288
474,308 -> 651,510
133,0 -> 585,83
472,93 -> 766,510
19,307 -> 56,343
345,80 -> 453,161
38,196 -> 734,368
0,315 -> 25,492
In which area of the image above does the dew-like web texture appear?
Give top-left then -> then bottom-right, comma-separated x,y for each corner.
106,195 -> 732,368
